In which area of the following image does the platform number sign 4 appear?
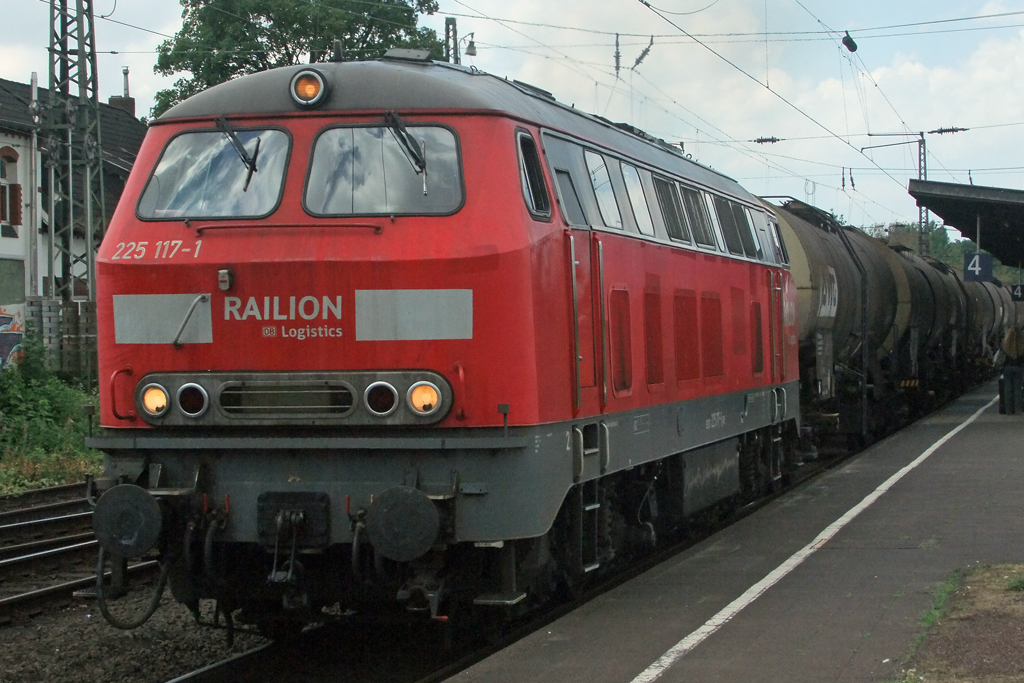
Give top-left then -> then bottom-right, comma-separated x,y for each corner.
1013,284 -> 1024,302
964,252 -> 993,282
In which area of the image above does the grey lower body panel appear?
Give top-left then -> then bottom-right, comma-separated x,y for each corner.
91,381 -> 799,544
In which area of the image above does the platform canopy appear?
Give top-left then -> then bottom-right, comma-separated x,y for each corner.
909,178 -> 1024,266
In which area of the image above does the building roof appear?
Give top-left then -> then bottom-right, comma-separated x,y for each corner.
909,178 -> 1024,266
0,76 -> 146,174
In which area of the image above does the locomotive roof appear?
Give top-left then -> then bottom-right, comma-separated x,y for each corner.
159,56 -> 754,204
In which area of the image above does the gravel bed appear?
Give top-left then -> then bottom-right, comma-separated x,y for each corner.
0,583 -> 267,683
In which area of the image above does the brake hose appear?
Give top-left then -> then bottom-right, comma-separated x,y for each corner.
95,547 -> 170,630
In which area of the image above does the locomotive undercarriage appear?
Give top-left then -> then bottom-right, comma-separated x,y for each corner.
153,423 -> 796,637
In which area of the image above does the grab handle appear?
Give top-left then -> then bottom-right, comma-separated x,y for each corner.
110,365 -> 136,422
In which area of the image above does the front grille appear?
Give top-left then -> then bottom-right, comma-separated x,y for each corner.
219,382 -> 355,418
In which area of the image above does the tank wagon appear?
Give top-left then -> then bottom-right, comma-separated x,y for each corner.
88,52 -> 1000,636
770,199 -> 1008,442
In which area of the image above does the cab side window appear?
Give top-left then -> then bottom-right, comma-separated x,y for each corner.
517,131 -> 551,219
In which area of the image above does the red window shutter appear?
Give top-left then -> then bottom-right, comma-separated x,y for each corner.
10,184 -> 22,226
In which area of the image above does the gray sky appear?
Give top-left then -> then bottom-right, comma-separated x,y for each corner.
4,0 -> 1024,232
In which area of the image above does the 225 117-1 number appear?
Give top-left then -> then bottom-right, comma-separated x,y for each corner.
111,240 -> 202,260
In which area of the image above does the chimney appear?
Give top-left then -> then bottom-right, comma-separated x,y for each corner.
107,67 -> 136,117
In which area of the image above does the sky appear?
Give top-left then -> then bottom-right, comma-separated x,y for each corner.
3,0 -> 1024,233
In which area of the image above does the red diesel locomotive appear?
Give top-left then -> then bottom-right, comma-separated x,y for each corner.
90,50 -> 799,634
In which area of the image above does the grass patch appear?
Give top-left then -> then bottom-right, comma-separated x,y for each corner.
919,570 -> 962,628
0,330 -> 102,493
1006,576 -> 1024,592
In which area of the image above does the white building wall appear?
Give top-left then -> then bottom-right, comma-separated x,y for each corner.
0,125 -> 36,367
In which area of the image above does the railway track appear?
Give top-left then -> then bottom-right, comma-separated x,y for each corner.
0,481 -> 157,624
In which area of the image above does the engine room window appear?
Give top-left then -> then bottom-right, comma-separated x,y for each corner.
621,163 -> 655,237
713,196 -> 745,256
517,132 -> 550,218
306,125 -> 462,216
653,176 -> 690,243
138,128 -> 290,219
745,208 -> 765,261
772,221 -> 790,264
679,185 -> 716,248
750,210 -> 777,263
584,150 -> 622,229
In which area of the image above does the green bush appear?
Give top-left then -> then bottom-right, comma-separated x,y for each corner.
0,331 -> 103,493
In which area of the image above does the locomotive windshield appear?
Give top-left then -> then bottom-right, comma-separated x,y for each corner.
137,128 -> 290,219
304,125 -> 462,216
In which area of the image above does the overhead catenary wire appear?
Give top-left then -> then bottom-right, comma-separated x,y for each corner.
437,3 -> 1024,39
453,21 -> 1024,49
634,0 -> 905,190
622,70 -> 904,218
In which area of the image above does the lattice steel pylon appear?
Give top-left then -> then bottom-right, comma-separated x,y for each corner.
44,0 -> 106,301
917,133 -> 929,257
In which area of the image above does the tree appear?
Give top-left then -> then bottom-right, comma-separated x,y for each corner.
152,0 -> 443,118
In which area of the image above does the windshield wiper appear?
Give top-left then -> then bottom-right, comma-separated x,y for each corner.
384,110 -> 426,175
216,115 -> 259,191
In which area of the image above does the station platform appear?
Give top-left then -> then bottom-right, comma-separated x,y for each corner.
452,382 -> 1022,683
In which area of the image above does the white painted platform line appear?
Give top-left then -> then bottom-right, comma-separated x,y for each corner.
629,395 -> 999,683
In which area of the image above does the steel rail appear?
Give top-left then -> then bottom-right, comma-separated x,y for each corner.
0,482 -> 87,512
0,511 -> 94,548
0,539 -> 98,579
2,531 -> 95,557
0,499 -> 92,526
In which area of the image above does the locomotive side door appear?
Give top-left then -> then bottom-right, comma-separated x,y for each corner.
567,221 -> 598,407
542,133 -> 602,413
768,268 -> 785,383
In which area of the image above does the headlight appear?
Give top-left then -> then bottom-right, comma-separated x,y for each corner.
140,384 -> 169,417
289,69 -> 329,108
407,381 -> 441,416
364,382 -> 398,417
177,383 -> 209,418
